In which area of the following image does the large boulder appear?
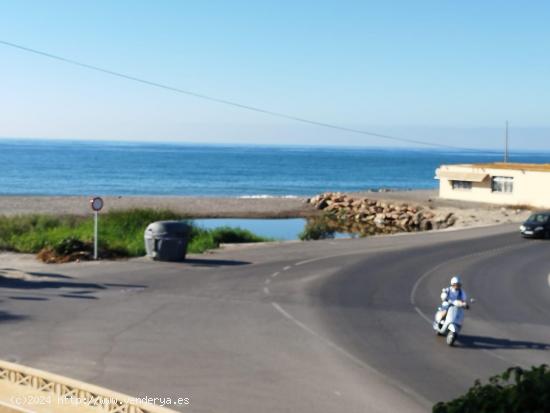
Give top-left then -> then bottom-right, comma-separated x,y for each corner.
303,192 -> 452,236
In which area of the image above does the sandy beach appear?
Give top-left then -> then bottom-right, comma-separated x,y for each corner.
0,195 -> 313,218
0,191 -> 532,229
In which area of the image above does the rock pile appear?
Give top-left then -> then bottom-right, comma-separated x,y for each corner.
306,192 -> 456,233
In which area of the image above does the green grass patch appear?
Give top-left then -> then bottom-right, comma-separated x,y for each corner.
0,209 -> 271,259
188,226 -> 271,253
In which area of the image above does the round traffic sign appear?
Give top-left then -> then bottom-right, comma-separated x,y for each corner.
90,197 -> 104,212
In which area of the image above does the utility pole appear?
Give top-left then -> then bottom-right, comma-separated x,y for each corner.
504,121 -> 509,163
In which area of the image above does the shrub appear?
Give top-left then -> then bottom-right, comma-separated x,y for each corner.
299,216 -> 336,240
187,226 -> 271,254
211,226 -> 268,244
53,237 -> 89,255
433,365 -> 550,413
0,210 -> 271,260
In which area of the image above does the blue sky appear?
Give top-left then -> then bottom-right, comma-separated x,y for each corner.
0,1 -> 549,149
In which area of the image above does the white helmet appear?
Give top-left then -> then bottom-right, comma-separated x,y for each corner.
450,275 -> 462,286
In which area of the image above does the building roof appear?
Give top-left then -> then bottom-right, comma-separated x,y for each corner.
436,170 -> 488,182
453,163 -> 550,173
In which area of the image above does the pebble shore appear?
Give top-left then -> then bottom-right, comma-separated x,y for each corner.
0,191 -> 531,230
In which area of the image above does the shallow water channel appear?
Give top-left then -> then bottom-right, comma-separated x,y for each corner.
193,218 -> 355,241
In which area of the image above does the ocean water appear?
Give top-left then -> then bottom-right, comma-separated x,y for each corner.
1,139 -> 549,196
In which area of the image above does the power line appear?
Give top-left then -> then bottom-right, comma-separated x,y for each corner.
1,39 -> 480,151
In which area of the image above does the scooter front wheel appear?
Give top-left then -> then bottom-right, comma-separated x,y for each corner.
433,322 -> 444,336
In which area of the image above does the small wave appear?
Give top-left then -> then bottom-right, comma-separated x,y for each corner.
238,194 -> 300,199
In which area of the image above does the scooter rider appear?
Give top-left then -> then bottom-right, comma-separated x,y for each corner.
435,275 -> 468,323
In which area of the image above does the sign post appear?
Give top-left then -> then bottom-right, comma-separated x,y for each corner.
89,197 -> 104,260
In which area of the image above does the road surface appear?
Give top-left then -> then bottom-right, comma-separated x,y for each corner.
0,224 -> 548,412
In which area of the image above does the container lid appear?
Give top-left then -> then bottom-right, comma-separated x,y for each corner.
145,221 -> 191,237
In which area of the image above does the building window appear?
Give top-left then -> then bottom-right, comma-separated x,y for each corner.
451,180 -> 472,190
491,176 -> 514,193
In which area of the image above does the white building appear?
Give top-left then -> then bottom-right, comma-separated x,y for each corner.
436,163 -> 550,208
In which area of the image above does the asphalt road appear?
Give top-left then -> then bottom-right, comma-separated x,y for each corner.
0,224 -> 549,412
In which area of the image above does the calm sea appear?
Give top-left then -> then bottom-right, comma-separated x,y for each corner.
1,139 -> 548,196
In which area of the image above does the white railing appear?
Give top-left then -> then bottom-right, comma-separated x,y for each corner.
0,360 -> 176,413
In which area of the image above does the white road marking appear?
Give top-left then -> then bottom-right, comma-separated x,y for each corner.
293,243 -> 405,267
547,273 -> 550,288
410,242 -> 532,367
263,287 -> 270,295
283,266 -> 292,271
410,261 -> 447,306
271,302 -> 432,408
414,302 -> 525,366
410,242 -> 527,306
271,272 -> 280,278
264,279 -> 271,285
414,306 -> 432,324
295,226 -> 524,268
294,250 -> 371,267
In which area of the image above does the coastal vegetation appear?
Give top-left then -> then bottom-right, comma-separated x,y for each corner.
433,365 -> 550,413
0,209 -> 270,262
299,214 -> 337,240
